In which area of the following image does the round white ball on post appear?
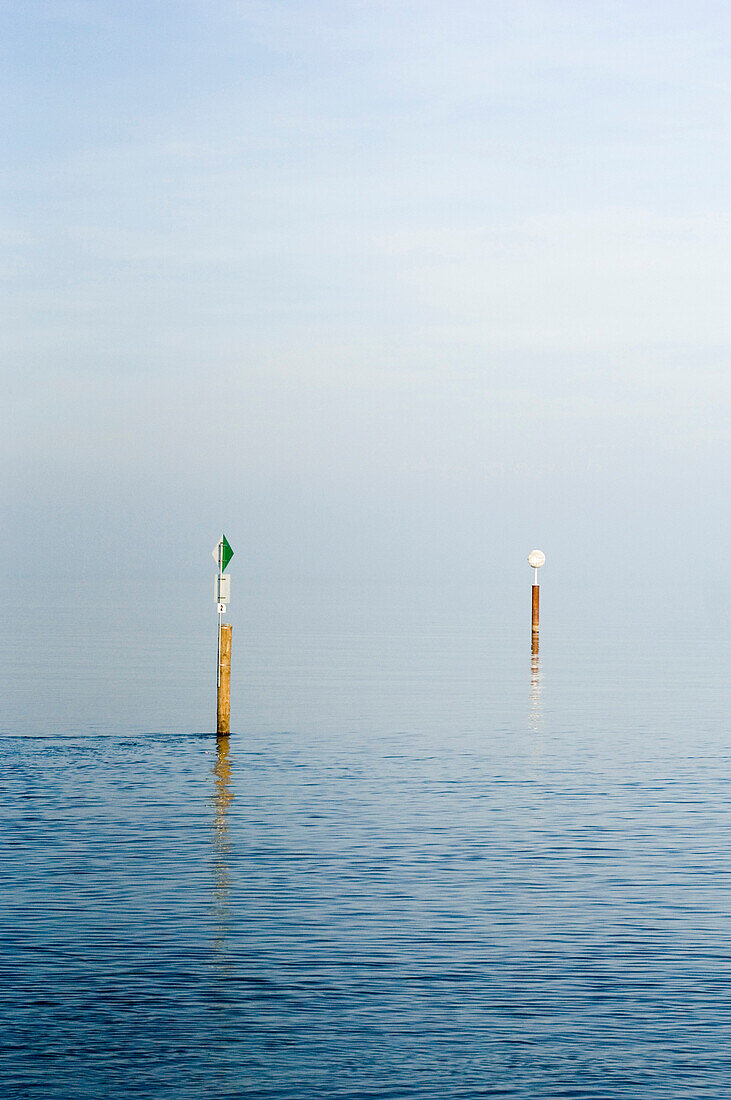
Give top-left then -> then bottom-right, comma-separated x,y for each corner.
527,548 -> 545,586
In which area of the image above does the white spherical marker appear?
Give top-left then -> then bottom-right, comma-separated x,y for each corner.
527,549 -> 545,585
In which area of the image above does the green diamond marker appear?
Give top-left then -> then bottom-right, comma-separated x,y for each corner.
212,534 -> 234,572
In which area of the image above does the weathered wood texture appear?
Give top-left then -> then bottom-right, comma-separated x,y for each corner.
532,584 -> 540,639
217,623 -> 232,735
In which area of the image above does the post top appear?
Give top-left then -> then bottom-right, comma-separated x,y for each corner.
527,549 -> 546,569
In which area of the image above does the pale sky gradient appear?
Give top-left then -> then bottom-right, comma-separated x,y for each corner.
2,1 -> 729,611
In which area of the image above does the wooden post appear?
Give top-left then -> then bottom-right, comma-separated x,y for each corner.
527,550 -> 545,651
217,623 -> 232,735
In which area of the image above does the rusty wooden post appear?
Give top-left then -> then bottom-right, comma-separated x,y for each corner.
527,550 -> 545,650
217,623 -> 232,735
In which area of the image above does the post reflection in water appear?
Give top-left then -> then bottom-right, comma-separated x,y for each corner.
529,647 -> 542,733
212,734 -> 233,967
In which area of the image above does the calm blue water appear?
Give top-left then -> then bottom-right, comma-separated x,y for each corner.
2,580 -> 730,1097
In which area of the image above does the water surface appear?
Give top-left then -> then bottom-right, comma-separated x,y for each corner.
2,581 -> 729,1097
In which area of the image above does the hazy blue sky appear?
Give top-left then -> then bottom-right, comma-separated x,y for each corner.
2,1 -> 729,606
